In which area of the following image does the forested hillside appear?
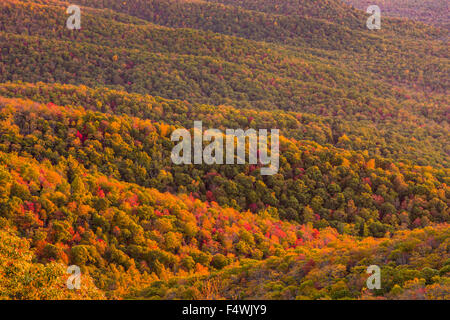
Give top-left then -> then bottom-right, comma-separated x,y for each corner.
0,0 -> 448,300
135,224 -> 450,299
0,115 -> 448,298
1,93 -> 449,230
1,0 -> 448,167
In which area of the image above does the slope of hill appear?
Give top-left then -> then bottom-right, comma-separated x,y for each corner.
0,141 -> 313,297
4,0 -> 448,92
344,0 -> 450,29
0,96 -> 448,298
64,0 -> 448,89
0,227 -> 104,299
134,224 -> 450,299
1,0 -> 448,169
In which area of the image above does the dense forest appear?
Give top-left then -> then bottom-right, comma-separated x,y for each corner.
0,0 -> 448,299
0,125 -> 448,298
0,90 -> 448,231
